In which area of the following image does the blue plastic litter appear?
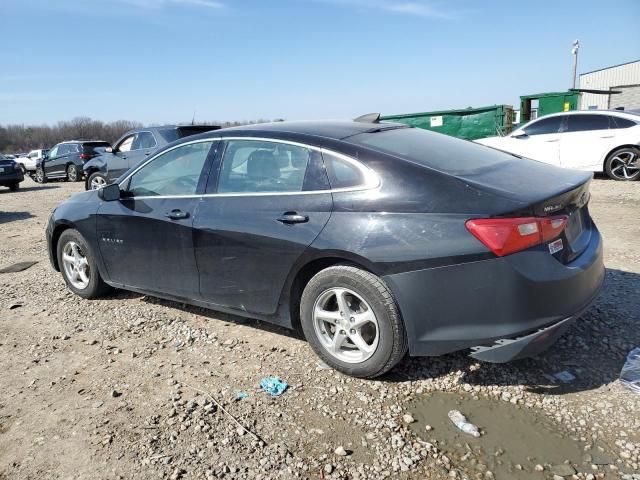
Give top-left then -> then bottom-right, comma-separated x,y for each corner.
259,376 -> 288,396
235,391 -> 249,401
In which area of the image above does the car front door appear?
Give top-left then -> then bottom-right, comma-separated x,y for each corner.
559,114 -> 612,170
47,144 -> 71,177
193,138 -> 333,316
507,116 -> 564,165
127,131 -> 157,170
107,134 -> 135,180
96,140 -> 218,298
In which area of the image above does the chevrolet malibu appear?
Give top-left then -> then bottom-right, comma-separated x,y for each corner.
46,120 -> 604,378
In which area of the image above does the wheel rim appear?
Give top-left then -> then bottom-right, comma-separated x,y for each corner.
312,287 -> 379,364
36,169 -> 43,182
62,241 -> 90,290
610,150 -> 639,180
68,166 -> 77,181
90,175 -> 106,190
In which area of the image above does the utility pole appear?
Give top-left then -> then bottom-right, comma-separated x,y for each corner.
571,39 -> 580,89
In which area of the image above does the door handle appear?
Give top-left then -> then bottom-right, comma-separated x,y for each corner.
165,209 -> 190,220
599,135 -> 614,138
545,139 -> 559,143
277,212 -> 309,224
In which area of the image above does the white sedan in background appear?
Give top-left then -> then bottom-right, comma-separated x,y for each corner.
475,110 -> 640,181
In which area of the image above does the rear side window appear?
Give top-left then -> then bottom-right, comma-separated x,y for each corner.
566,114 -> 609,132
347,127 -> 514,175
217,140 -> 311,193
523,116 -> 564,135
322,152 -> 364,189
611,116 -> 637,129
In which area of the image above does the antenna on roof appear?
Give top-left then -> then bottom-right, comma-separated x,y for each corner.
354,113 -> 381,123
191,111 -> 196,125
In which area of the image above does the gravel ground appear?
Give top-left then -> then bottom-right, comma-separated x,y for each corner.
0,177 -> 638,480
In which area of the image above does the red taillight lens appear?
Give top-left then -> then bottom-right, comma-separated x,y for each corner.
79,153 -> 91,160
466,215 -> 568,257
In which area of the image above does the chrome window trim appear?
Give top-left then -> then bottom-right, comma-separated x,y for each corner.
118,136 -> 380,199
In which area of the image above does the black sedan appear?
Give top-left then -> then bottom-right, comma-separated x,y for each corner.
0,154 -> 25,191
46,120 -> 604,378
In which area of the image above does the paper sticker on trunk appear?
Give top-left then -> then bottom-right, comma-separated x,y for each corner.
430,116 -> 443,127
548,238 -> 563,255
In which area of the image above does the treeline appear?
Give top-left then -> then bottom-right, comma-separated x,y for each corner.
0,116 -> 274,153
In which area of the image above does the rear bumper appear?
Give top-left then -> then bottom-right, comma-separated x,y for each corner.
0,171 -> 24,185
383,226 -> 604,359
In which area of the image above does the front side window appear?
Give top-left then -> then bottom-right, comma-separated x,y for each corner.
117,135 -> 135,153
566,114 -> 609,132
126,141 -> 213,197
48,146 -> 59,158
217,140 -> 311,193
523,116 -> 564,135
133,132 -> 157,150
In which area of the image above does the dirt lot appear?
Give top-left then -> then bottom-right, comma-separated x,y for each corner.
0,177 -> 638,480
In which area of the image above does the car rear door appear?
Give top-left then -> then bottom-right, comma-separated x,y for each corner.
96,140 -> 218,298
559,114 -> 614,170
192,138 -> 333,316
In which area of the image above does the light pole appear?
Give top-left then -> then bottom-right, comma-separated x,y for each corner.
571,39 -> 580,89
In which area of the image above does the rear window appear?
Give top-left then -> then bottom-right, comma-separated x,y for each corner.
159,126 -> 220,143
82,141 -> 111,153
346,127 -> 513,175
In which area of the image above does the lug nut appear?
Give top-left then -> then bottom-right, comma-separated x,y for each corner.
350,329 -> 355,334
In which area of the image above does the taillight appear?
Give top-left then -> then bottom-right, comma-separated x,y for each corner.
465,215 -> 568,257
79,153 -> 91,160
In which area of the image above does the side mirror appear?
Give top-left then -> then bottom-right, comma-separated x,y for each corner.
98,183 -> 121,201
511,129 -> 528,139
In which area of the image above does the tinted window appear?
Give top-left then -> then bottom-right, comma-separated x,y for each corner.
611,116 -> 637,129
117,136 -> 135,152
126,141 -> 213,197
566,114 -> 609,132
58,145 -> 70,155
347,127 -> 514,175
48,146 -> 59,158
322,152 -> 364,188
160,126 -> 220,143
133,132 -> 157,150
217,140 -> 311,193
523,116 -> 563,135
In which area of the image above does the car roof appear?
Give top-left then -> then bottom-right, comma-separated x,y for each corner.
203,120 -> 409,141
535,110 -> 640,121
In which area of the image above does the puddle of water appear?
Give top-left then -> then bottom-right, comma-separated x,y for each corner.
408,392 -> 610,480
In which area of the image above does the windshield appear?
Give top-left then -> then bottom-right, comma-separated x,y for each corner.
346,127 -> 515,175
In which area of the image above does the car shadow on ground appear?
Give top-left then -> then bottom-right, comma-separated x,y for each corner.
103,288 -> 303,340
0,185 -> 60,194
0,211 -> 35,224
388,268 -> 639,396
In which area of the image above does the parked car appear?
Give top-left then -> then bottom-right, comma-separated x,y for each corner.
83,125 -> 220,190
17,149 -> 50,174
36,140 -> 111,183
46,120 -> 604,378
0,154 -> 25,191
475,110 -> 640,181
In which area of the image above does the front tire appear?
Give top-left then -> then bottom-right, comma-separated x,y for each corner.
87,172 -> 107,190
35,167 -> 46,183
300,265 -> 408,378
605,147 -> 640,181
57,229 -> 111,299
67,164 -> 81,182
9,183 -> 19,192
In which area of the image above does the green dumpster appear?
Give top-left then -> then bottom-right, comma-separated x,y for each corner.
380,105 -> 514,141
519,91 -> 580,123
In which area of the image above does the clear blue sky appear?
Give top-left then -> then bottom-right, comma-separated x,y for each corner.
2,0 -> 639,125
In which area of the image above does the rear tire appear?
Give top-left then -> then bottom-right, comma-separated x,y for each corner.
9,183 -> 19,192
67,164 -> 81,182
300,265 -> 408,378
605,147 -> 640,181
57,229 -> 112,299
